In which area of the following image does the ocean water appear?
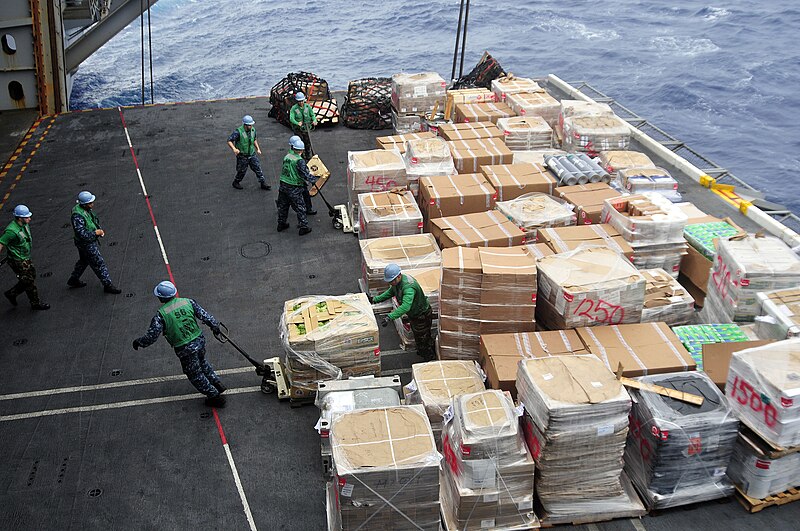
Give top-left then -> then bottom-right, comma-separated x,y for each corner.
71,0 -> 800,213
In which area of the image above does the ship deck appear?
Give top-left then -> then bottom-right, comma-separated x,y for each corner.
0,95 -> 796,530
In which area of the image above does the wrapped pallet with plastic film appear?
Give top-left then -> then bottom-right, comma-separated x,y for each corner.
535,247 -> 645,330
557,100 -> 614,139
618,167 -> 680,202
347,150 -> 408,230
562,114 -> 631,154
496,116 -> 553,151
357,190 -> 422,239
505,92 -> 560,127
405,360 -> 486,446
392,267 -> 441,350
755,288 -> 800,340
516,355 -> 646,523
624,371 -> 739,509
726,339 -> 800,448
359,234 -> 441,295
445,88 -> 497,120
403,137 -> 456,197
490,75 -> 542,102
441,390 -> 538,531
599,150 -> 657,181
326,406 -> 440,531
391,72 -> 447,114
726,428 -> 800,500
640,268 -> 695,326
280,294 -> 380,401
495,192 -> 576,234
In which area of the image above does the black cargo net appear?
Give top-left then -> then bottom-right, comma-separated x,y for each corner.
268,72 -> 340,128
340,77 -> 392,130
452,52 -> 506,90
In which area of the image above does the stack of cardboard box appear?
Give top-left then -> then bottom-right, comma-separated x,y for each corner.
755,288 -> 800,339
477,247 -> 540,335
438,122 -> 504,142
481,163 -> 558,201
447,138 -> 514,173
554,182 -> 621,225
496,116 -> 553,151
562,114 -> 631,153
640,268 -> 695,326
506,92 -> 560,127
429,211 -> 526,249
727,427 -> 800,500
403,137 -> 456,196
347,150 -> 408,229
598,150 -> 657,183
557,100 -> 614,140
490,76 -> 542,102
390,72 -> 447,133
444,88 -> 497,120
439,247 -> 484,360
618,167 -> 679,199
495,193 -> 576,234
328,406 -> 441,530
360,234 -> 441,295
441,390 -> 537,530
454,101 -> 515,124
418,173 -> 496,232
357,190 -> 422,239
535,247 -> 645,330
535,224 -> 634,260
280,294 -> 380,401
375,131 -> 435,153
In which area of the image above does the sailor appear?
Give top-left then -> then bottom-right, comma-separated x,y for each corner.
289,135 -> 316,216
67,191 -> 122,294
371,263 -> 434,360
227,115 -> 270,191
0,205 -> 50,310
289,92 -> 317,161
132,281 -> 227,408
276,136 -> 317,236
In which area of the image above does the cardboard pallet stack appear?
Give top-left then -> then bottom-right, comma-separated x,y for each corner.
554,182 -> 621,225
390,72 -> 447,133
703,236 -> 800,323
640,268 -> 695,326
727,427 -> 800,500
418,173 -> 496,232
513,149 -> 566,166
490,76 -> 542,102
375,131 -> 436,153
618,167 -> 680,200
624,371 -> 739,509
454,101 -> 515,124
562,114 -> 631,153
517,355 -> 645,523
429,211 -> 526,249
679,216 -> 744,306
755,288 -> 800,340
496,116 -> 553,151
557,100 -> 614,140
438,122 -> 504,142
505,92 -> 560,127
392,266 -> 441,350
441,390 -> 538,530
439,247 -> 483,360
481,163 -> 558,201
602,192 -> 689,275
357,190 -> 422,239
280,294 -> 380,401
447,138 -> 514,173
495,193 -> 576,234
535,224 -> 634,260
360,234 -> 441,295
535,247 -> 646,330
598,150 -> 657,184
477,246 -> 540,335
444,88 -> 497,120
327,406 -> 441,530
347,150 -> 408,229
403,136 -> 456,196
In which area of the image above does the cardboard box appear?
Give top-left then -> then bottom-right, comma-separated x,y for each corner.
536,224 -> 634,260
391,71 -> 447,113
577,322 -> 696,377
491,76 -> 542,101
444,88 -> 497,120
437,122 -> 504,142
454,101 -> 515,124
678,273 -> 706,307
419,173 -> 496,231
702,340 -> 773,389
360,234 -> 441,294
640,268 -> 695,326
447,138 -> 514,173
495,193 -> 576,234
680,244 -> 712,293
375,131 -> 436,153
756,288 -> 800,339
347,149 -> 408,193
506,92 -> 560,126
439,248 -> 483,360
555,183 -> 621,224
478,246 -> 538,317
358,190 -> 423,239
430,211 -> 526,249
481,163 -> 557,201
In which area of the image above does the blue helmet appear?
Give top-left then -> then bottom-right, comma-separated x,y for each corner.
294,92 -> 306,102
153,280 -> 177,298
77,191 -> 96,205
290,137 -> 305,151
242,115 -> 255,125
384,263 -> 401,283
13,205 -> 32,218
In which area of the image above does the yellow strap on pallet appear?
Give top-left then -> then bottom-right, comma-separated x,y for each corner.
739,200 -> 752,215
699,175 -> 716,188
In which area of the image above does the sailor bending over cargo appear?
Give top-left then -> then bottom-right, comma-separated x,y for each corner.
132,281 -> 227,408
276,136 -> 317,236
370,264 -> 435,360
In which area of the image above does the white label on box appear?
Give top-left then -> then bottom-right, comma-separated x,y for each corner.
591,381 -> 603,388
443,405 -> 454,425
463,459 -> 497,489
483,493 -> 499,503
413,86 -> 428,97
405,380 -> 418,393
341,483 -> 354,497
515,404 -> 525,417
518,499 -> 533,511
597,424 -> 614,436
542,373 -> 554,381
481,519 -> 496,529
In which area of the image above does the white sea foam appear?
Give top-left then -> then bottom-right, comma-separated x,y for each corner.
701,7 -> 731,21
532,16 -> 620,41
651,36 -> 720,56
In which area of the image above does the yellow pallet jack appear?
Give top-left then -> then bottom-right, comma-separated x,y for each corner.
214,324 -> 290,400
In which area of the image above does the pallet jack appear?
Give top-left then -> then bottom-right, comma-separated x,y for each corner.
213,324 -> 290,400
303,124 -> 356,234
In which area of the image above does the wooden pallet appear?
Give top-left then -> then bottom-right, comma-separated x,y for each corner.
735,485 -> 800,513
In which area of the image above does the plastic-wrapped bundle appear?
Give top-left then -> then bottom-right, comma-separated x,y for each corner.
505,92 -> 560,127
405,361 -> 486,445
624,371 -> 739,509
545,153 -> 610,185
630,242 -> 688,278
599,150 -> 657,186
557,100 -> 614,139
496,116 -> 553,151
516,356 -> 645,521
490,75 -> 543,102
403,137 -> 456,197
280,294 -> 380,400
445,88 -> 497,120
535,247 -> 646,330
755,288 -> 800,340
603,193 -> 688,244
268,71 -> 339,127
671,323 -> 750,371
562,115 -> 631,154
495,192 -> 576,233
438,122 -> 504,142
391,108 -> 422,134
683,221 -> 743,261
328,406 -> 440,530
447,138 -> 515,173
375,131 -> 435,153
429,211 -> 526,249
357,190 -> 423,239
726,339 -> 800,448
454,102 -> 515,124
726,428 -> 800,499
341,77 -> 392,130
481,163 -> 557,201
391,72 -> 447,114
347,150 -> 408,229
619,167 -> 679,197
441,390 -> 537,531
640,268 -> 695,326
359,234 -> 441,295
536,224 -> 634,260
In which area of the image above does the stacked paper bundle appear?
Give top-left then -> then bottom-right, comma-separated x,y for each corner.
439,247 -> 483,360
496,116 -> 553,151
624,371 -> 739,509
359,234 -> 441,295
505,92 -> 560,127
280,294 -> 380,401
328,406 -> 440,530
375,131 -> 435,153
535,247 -> 645,330
391,72 -> 446,114
599,150 -> 657,185
358,190 -> 422,239
557,100 -> 614,139
403,137 -> 456,196
640,268 -> 695,326
671,323 -> 750,370
726,339 -> 800,448
618,167 -> 680,201
517,356 -> 644,521
477,247 -> 539,335
755,288 -> 800,339
495,193 -> 576,233
536,224 -> 634,260
454,102 -> 515,124
490,75 -> 543,102
544,153 -> 611,185
441,390 -> 537,531
602,192 -> 689,276
562,115 -> 631,154
683,221 -> 742,260
347,150 -> 408,229
727,430 -> 800,499
392,266 -> 441,350
406,360 -> 486,445
703,236 -> 800,323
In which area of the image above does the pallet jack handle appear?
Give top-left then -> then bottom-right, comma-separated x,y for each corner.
213,323 -> 265,372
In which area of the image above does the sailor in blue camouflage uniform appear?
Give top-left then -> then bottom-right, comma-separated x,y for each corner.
132,281 -> 227,407
276,136 -> 318,236
67,191 -> 122,294
227,115 -> 270,191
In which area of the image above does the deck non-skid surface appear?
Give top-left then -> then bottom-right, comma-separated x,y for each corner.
0,98 -> 797,530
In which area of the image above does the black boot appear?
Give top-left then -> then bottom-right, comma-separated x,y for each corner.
104,285 -> 122,294
4,290 -> 18,306
67,277 -> 87,288
213,381 -> 227,394
277,222 -> 290,232
31,302 -> 51,311
260,182 -> 271,191
231,180 -> 243,190
204,394 -> 227,408
299,227 -> 312,236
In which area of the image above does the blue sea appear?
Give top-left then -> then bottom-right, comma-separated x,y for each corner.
71,0 -> 800,213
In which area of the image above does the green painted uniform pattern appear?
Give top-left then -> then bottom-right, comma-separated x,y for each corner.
158,297 -> 203,347
0,220 -> 32,261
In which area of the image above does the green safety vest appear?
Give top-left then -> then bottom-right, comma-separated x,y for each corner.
290,103 -> 316,129
72,203 -> 100,242
0,220 -> 31,261
280,150 -> 305,186
158,297 -> 203,348
387,275 -> 430,319
235,125 -> 256,156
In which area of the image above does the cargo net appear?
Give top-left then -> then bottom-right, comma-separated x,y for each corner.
341,77 -> 392,130
268,71 -> 339,128
452,51 -> 507,90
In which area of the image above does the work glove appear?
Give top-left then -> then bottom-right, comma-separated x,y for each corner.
380,315 -> 391,328
132,339 -> 141,351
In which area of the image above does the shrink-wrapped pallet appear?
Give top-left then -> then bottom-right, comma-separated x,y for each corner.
640,268 -> 695,326
495,193 -> 576,233
535,247 -> 645,330
755,288 -> 800,340
726,428 -> 800,499
671,323 -> 750,371
477,247 -> 539,335
328,406 -> 440,530
429,211 -> 526,249
448,138 -> 514,173
562,114 -> 631,153
441,390 -> 538,531
496,116 -> 553,151
438,122 -> 504,142
445,88 -> 497,120
391,71 -> 447,114
599,150 -> 657,181
403,136 -> 456,196
375,131 -> 435,153
535,224 -> 634,260
358,190 -> 422,239
360,234 -> 441,295
557,100 -> 614,139
490,75 -> 543,102
505,92 -> 560,127
391,109 -> 422,134
683,221 -> 743,261
619,167 -> 678,194
726,340 -> 800,448
280,294 -> 380,400
454,102 -> 515,124
624,371 -> 738,509
347,150 -> 408,229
